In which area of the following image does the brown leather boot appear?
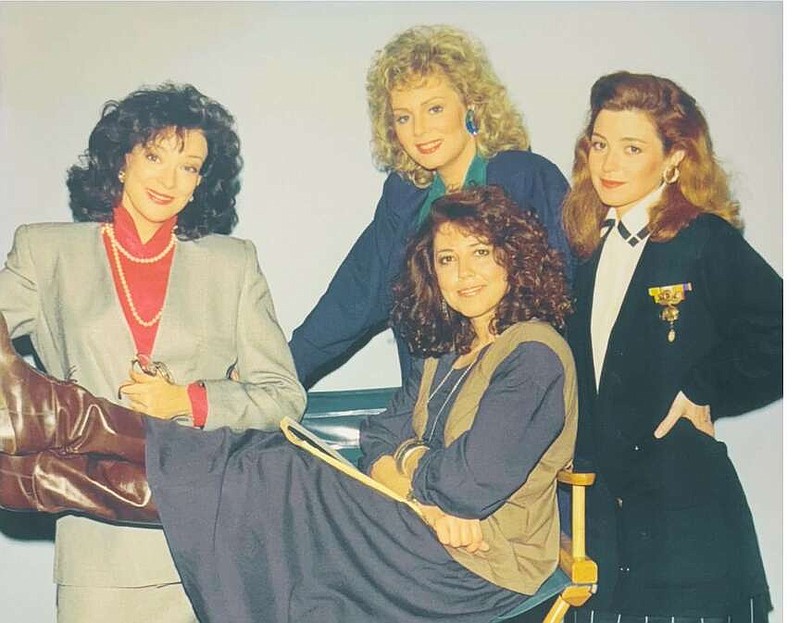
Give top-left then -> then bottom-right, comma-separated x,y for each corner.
0,450 -> 159,524
0,312 -> 145,461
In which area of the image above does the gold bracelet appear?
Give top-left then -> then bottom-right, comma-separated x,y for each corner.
392,439 -> 416,467
393,439 -> 426,473
399,445 -> 428,477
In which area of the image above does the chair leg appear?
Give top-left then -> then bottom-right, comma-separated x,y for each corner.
543,596 -> 571,623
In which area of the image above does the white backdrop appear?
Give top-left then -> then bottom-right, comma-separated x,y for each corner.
0,2 -> 782,621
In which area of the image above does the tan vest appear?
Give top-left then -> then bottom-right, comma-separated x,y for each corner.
412,320 -> 578,595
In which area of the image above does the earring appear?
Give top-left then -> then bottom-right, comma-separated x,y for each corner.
189,195 -> 194,202
441,298 -> 450,319
663,165 -> 680,185
465,109 -> 479,136
118,170 -> 126,183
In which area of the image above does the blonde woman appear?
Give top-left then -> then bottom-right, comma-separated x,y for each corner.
289,25 -> 572,387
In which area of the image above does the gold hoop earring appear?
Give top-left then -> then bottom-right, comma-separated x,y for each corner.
663,165 -> 680,185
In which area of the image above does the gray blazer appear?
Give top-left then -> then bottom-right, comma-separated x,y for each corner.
0,222 -> 306,587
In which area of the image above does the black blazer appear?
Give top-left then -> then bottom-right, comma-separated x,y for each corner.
568,214 -> 782,616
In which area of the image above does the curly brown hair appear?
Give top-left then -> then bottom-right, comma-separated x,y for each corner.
392,185 -> 571,357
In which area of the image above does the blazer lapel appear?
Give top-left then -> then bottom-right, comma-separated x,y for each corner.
149,240 -> 204,367
84,226 -> 138,358
572,247 -> 603,395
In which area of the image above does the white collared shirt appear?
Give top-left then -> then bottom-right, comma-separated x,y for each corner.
591,184 -> 664,389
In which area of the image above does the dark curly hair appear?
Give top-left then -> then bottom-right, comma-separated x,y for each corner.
66,83 -> 242,239
392,185 -> 571,357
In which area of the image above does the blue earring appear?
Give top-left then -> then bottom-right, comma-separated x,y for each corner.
465,109 -> 479,136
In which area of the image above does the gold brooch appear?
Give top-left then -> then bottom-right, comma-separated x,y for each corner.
647,283 -> 692,343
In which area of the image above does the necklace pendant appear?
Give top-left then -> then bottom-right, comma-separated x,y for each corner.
424,356 -> 480,444
667,327 -> 676,343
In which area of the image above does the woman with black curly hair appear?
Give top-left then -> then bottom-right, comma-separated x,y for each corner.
0,186 -> 575,622
0,83 -> 305,622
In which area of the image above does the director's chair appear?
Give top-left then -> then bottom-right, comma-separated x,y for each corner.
303,387 -> 597,623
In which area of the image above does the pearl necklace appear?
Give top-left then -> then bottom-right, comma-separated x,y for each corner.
103,223 -> 177,263
102,224 -> 174,328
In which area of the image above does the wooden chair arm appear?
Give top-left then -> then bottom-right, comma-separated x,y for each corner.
556,467 -> 598,587
557,469 -> 595,487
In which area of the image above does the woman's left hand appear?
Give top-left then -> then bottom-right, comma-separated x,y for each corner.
654,391 -> 714,438
118,370 -> 191,420
418,504 -> 489,554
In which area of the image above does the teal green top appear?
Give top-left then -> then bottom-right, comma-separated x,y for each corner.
415,154 -> 488,228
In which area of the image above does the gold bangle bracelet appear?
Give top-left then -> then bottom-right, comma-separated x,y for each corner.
399,445 -> 428,477
393,439 -> 426,472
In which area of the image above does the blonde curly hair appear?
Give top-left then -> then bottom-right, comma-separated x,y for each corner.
367,25 -> 529,188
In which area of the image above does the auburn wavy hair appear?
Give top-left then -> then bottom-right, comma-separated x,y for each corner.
392,185 -> 571,357
562,71 -> 741,259
67,83 -> 242,240
367,25 -> 529,188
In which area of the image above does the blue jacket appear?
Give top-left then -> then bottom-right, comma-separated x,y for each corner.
289,150 -> 571,387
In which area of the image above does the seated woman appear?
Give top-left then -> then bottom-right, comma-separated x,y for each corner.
0,186 -> 575,623
0,82 -> 305,621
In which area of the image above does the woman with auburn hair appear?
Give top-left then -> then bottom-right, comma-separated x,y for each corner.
289,24 -> 572,387
0,187 -> 576,622
563,71 -> 782,622
0,83 -> 305,622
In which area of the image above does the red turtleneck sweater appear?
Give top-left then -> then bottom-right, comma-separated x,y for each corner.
103,207 -> 208,426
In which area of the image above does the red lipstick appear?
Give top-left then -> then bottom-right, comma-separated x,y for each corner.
416,140 -> 442,155
146,189 -> 175,205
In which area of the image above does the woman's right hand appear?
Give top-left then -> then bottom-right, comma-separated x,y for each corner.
654,391 -> 714,439
418,504 -> 489,554
118,370 -> 191,420
370,456 -> 489,553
